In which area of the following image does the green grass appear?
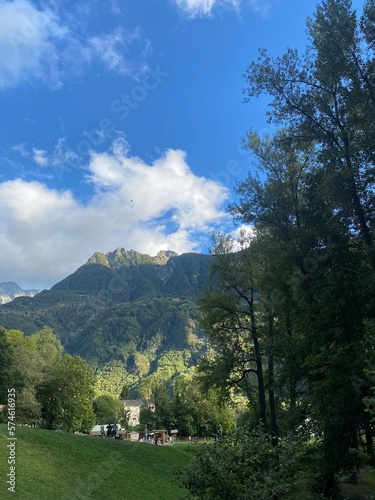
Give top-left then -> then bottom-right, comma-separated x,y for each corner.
0,425 -> 194,499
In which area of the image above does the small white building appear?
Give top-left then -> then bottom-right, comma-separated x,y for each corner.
170,429 -> 178,442
121,400 -> 143,426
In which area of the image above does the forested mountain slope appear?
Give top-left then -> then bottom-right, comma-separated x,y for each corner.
0,249 -> 213,373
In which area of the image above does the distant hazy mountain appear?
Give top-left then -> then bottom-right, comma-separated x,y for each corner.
0,249 -> 214,375
0,282 -> 41,304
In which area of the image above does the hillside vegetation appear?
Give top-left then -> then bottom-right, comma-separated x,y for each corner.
0,250 -> 213,396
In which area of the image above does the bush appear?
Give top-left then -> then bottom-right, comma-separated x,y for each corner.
180,424 -> 307,500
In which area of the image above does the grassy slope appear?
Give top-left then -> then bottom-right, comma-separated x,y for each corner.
0,425 -> 193,499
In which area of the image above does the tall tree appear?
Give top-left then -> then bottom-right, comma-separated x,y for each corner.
244,0 -> 375,273
199,233 -> 268,429
38,354 -> 95,432
0,326 -> 13,405
0,327 -> 65,425
233,2 -> 375,491
4,329 -> 45,424
231,126 -> 375,495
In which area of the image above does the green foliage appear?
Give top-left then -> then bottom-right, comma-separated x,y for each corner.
4,328 -> 51,425
173,371 -> 235,437
93,395 -> 123,424
139,350 -> 192,399
119,384 -> 130,399
139,404 -> 154,426
94,360 -> 135,398
14,390 -> 42,426
33,327 -> 64,364
180,425 -> 306,500
38,354 -> 96,432
127,352 -> 150,378
198,234 -> 270,429
67,297 -> 204,369
0,326 -> 13,403
0,252 -> 212,401
0,326 -> 100,431
137,366 -> 236,438
203,1 -> 375,495
151,382 -> 175,430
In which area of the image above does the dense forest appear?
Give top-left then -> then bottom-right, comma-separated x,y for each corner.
0,325 -> 235,439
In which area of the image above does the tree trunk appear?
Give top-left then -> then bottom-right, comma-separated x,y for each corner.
342,144 -> 375,274
322,472 -> 335,499
268,316 -> 278,445
248,289 -> 267,428
364,421 -> 374,463
322,429 -> 337,499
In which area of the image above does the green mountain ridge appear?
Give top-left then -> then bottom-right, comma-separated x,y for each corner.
0,249 -> 214,395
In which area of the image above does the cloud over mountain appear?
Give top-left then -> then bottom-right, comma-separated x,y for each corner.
0,140 -> 229,288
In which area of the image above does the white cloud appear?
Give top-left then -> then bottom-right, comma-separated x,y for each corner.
229,224 -> 254,250
175,0 -> 238,17
87,143 -> 229,230
0,0 -> 66,89
174,0 -> 273,18
175,0 -> 215,17
109,0 -> 123,16
32,148 -> 48,166
89,28 -> 131,74
89,27 -> 151,78
10,139 -> 81,181
12,143 -> 30,158
0,144 -> 230,289
49,137 -> 80,168
0,1 -> 152,90
248,0 -> 273,16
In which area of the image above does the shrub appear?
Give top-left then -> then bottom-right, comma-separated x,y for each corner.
180,424 -> 307,500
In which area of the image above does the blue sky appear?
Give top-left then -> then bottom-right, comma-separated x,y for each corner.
0,0 -> 365,289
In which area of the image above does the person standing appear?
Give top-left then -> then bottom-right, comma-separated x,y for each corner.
100,424 -> 105,438
106,423 -> 112,437
112,423 -> 117,438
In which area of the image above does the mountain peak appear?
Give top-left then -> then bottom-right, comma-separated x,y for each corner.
87,248 -> 179,269
0,282 -> 41,304
154,250 -> 179,264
